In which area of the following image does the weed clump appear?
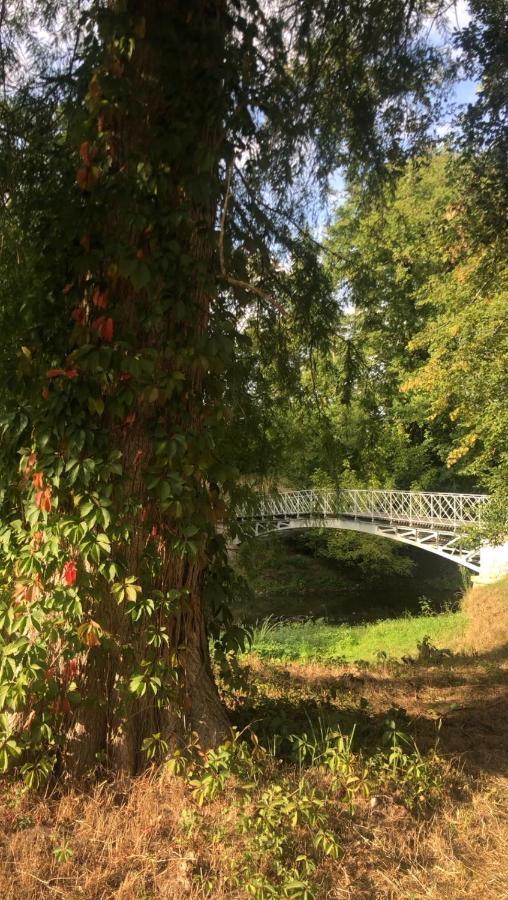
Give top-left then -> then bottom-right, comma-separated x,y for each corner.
166,716 -> 448,898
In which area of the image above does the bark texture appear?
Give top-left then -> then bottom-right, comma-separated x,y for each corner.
68,0 -> 230,775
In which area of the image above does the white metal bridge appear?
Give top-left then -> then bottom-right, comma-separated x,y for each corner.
236,488 -> 489,573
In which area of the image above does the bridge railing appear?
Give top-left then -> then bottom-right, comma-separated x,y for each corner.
238,488 -> 487,528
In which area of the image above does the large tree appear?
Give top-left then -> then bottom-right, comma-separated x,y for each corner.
0,0 -> 453,778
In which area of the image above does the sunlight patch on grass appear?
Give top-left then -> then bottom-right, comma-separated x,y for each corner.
248,610 -> 466,663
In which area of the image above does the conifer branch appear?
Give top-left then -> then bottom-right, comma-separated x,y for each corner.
218,158 -> 286,314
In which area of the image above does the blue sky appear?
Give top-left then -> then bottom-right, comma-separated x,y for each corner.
453,78 -> 477,106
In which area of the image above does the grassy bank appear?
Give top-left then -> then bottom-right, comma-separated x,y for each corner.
247,609 -> 466,664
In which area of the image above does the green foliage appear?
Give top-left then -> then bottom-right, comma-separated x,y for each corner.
297,529 -> 416,581
402,230 -> 508,517
455,0 -> 508,247
53,843 -> 74,864
318,148 -> 508,539
170,718 -> 447,897
322,154 -> 462,490
0,715 -> 22,774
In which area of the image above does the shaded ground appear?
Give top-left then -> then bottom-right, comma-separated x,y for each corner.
238,651 -> 508,778
0,582 -> 506,899
236,581 -> 508,780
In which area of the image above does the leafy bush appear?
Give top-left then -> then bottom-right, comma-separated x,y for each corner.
302,529 -> 416,581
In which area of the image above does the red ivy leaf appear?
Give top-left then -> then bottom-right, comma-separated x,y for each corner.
63,659 -> 78,680
79,141 -> 93,165
35,487 -> 52,512
72,307 -> 86,325
62,560 -> 78,586
24,453 -> 37,473
47,368 -> 79,380
53,697 -> 71,715
92,316 -> 114,342
76,165 -> 99,191
92,287 -> 109,309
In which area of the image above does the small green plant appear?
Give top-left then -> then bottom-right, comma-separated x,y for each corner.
377,717 -> 444,808
141,732 -> 169,762
177,732 -> 259,805
179,807 -> 200,837
236,779 -> 341,896
53,842 -> 74,864
13,814 -> 34,831
418,595 -> 434,616
20,754 -> 55,790
415,636 -> 453,664
0,716 -> 22,774
441,595 -> 460,614
249,616 -> 281,650
170,705 -> 448,898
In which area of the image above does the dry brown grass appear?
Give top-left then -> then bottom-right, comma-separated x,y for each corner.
336,777 -> 508,900
2,768 -> 507,900
2,771 -> 507,900
0,772 -> 192,899
1,581 -> 507,899
461,578 -> 508,654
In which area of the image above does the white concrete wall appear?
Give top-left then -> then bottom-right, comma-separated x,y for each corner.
475,541 -> 508,585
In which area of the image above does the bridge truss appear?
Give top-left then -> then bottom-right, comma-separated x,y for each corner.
236,488 -> 488,572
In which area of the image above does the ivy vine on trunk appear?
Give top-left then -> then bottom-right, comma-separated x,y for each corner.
2,1 -> 233,777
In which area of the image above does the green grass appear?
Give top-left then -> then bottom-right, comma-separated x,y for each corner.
248,609 -> 466,663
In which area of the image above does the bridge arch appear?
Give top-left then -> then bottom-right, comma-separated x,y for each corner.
246,515 -> 481,571
235,488 -> 508,582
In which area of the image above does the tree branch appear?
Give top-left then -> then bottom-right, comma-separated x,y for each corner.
234,163 -> 350,264
218,159 -> 286,315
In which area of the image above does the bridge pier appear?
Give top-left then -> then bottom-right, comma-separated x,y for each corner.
473,541 -> 508,587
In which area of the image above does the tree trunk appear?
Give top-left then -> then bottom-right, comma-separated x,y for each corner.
67,0 -> 231,775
